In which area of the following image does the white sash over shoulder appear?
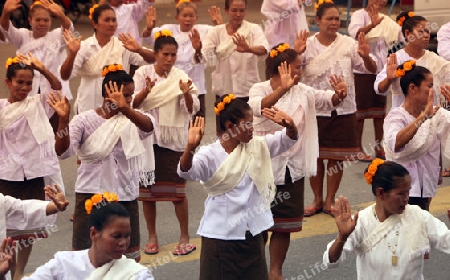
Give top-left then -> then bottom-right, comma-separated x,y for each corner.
87,256 -> 149,280
366,14 -> 400,45
215,20 -> 252,61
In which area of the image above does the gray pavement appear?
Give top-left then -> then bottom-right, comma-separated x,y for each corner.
1,0 -> 450,279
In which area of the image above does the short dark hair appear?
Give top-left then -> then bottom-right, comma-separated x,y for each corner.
399,64 -> 431,96
154,35 -> 178,52
396,11 -> 427,39
225,0 -> 247,10
92,4 -> 114,24
365,161 -> 410,195
101,68 -> 134,98
89,202 -> 129,232
265,45 -> 298,80
6,63 -> 34,80
215,96 -> 251,132
316,2 -> 339,19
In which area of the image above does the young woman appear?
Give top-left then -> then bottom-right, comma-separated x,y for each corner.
300,1 -> 377,217
178,96 -> 298,280
249,44 -> 347,280
133,31 -> 199,256
23,199 -> 154,279
60,4 -> 155,113
324,160 -> 450,279
0,57 -> 66,280
375,12 -> 450,110
54,66 -> 155,261
0,0 -> 74,113
142,1 -> 213,117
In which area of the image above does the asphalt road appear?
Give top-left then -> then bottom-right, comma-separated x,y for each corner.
1,0 -> 450,279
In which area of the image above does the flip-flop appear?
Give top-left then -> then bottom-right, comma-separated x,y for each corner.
323,209 -> 335,218
144,243 -> 159,255
442,168 -> 450,177
358,153 -> 374,162
172,243 -> 196,256
304,206 -> 323,217
70,214 -> 74,222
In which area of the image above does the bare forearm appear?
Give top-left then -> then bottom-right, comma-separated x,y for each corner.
363,56 -> 377,74
183,92 -> 194,114
248,46 -> 267,56
138,48 -> 156,64
55,120 -> 70,156
378,77 -> 395,94
120,106 -> 154,132
0,12 -> 10,31
261,86 -> 286,110
328,234 -> 348,263
355,23 -> 373,37
46,202 -> 59,215
142,26 -> 153,38
286,125 -> 298,140
39,68 -> 62,90
60,52 -> 77,80
179,146 -> 196,172
132,88 -> 149,109
394,113 -> 427,152
57,14 -> 72,30
0,29 -> 5,41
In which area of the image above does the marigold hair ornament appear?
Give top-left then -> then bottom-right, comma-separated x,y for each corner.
89,4 -> 99,20
395,60 -> 415,78
85,192 -> 119,214
154,30 -> 173,40
176,0 -> 190,8
315,0 -> 334,11
5,57 -> 19,70
214,94 -> 236,115
364,158 -> 385,185
269,43 -> 290,58
397,11 -> 415,26
102,64 -> 124,77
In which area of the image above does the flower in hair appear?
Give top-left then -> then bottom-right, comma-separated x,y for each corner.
176,0 -> 190,8
89,4 -> 99,20
5,57 -> 19,69
364,158 -> 385,184
270,43 -> 290,58
30,1 -> 42,9
102,64 -> 124,77
397,16 -> 406,26
403,60 -> 415,71
408,11 -> 415,18
154,29 -> 173,40
315,0 -> 334,11
395,60 -> 415,78
85,192 -> 119,214
214,93 -> 235,115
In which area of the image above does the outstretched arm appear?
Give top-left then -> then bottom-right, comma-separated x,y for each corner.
118,32 -> 156,64
0,0 -> 20,31
262,106 -> 298,140
179,117 -> 204,172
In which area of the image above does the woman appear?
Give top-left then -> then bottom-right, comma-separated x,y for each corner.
300,1 -> 377,217
23,198 -> 154,279
323,160 -> 450,279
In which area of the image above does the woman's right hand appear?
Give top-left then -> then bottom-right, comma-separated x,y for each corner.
2,0 -> 21,15
208,6 -> 223,25
63,29 -> 81,55
332,196 -> 358,239
47,91 -> 70,121
145,6 -> 157,31
187,117 -> 204,150
386,53 -> 398,80
279,61 -> 299,91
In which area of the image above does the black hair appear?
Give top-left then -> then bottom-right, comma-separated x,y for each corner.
215,96 -> 251,132
89,202 -> 129,232
6,63 -> 34,80
399,64 -> 431,96
154,35 -> 178,52
176,1 -> 197,15
396,11 -> 427,39
225,0 -> 247,10
265,44 -> 299,80
92,4 -> 114,24
316,2 -> 339,19
29,2 -> 50,17
366,161 -> 410,195
101,67 -> 134,98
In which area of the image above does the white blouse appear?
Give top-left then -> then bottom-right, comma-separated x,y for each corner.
59,110 -> 154,201
23,250 -> 154,280
202,23 -> 269,98
112,0 -> 152,44
323,205 -> 450,280
177,130 -> 296,240
437,22 -> 450,60
383,106 -> 440,198
143,24 -> 213,95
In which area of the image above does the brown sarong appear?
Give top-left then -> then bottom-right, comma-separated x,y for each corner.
200,231 -> 268,280
0,177 -> 49,240
72,193 -> 141,261
269,168 -> 304,233
355,73 -> 387,120
139,144 -> 186,202
317,111 -> 360,160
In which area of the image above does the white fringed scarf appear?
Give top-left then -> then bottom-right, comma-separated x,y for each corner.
366,14 -> 401,46
215,20 -> 252,61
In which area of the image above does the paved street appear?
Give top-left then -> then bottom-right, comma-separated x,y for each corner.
1,0 -> 450,279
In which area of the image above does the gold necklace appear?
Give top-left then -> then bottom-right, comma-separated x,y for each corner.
372,205 -> 399,266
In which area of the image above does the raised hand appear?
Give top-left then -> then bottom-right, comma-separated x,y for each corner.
279,61 -> 299,91
104,81 -> 128,109
63,29 -> 82,54
17,52 -> 45,72
179,79 -> 193,94
208,6 -> 223,25
423,88 -> 439,118
118,33 -> 141,53
232,33 -> 249,53
368,4 -> 384,28
40,0 -> 64,17
189,28 -> 202,51
332,196 -> 358,239
329,74 -> 348,101
187,116 -> 204,149
440,84 -> 450,103
44,184 -> 69,212
145,76 -> 156,94
262,106 -> 295,129
294,30 -> 308,54
145,6 -> 157,31
357,32 -> 370,58
2,0 -> 21,14
0,238 -> 15,277
47,91 -> 70,121
386,53 -> 398,80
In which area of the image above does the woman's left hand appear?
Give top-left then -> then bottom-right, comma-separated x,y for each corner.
357,32 -> 370,58
104,81 -> 128,110
189,28 -> 202,51
232,33 -> 250,53
17,52 -> 45,72
118,33 -> 141,53
44,184 -> 69,212
329,74 -> 348,101
262,106 -> 295,129
40,0 -> 64,17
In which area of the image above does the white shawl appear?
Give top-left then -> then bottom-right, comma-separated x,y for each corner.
140,66 -> 198,147
366,14 -> 401,46
0,95 -> 55,159
215,20 -> 252,61
79,36 -> 125,77
202,136 -> 276,209
253,84 -> 319,178
87,256 -> 149,280
77,113 -> 154,185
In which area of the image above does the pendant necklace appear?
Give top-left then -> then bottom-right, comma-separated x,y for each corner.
373,205 -> 400,266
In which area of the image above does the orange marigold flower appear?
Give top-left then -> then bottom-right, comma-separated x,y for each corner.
364,172 -> 373,185
407,11 -> 415,18
397,16 -> 405,26
89,4 -> 98,20
85,199 -> 93,214
403,61 -> 413,71
91,194 -> 103,206
5,57 -> 19,69
395,69 -> 406,78
176,0 -> 190,8
367,164 -> 378,176
270,49 -> 278,58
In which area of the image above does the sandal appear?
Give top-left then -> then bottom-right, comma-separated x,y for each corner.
323,209 -> 335,218
304,206 -> 323,217
172,243 -> 196,256
442,168 -> 450,177
358,153 -> 374,162
144,243 -> 159,255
